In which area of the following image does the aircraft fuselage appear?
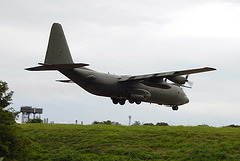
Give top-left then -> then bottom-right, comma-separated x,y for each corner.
59,68 -> 189,107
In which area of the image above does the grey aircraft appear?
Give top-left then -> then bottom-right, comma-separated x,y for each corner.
26,23 -> 216,111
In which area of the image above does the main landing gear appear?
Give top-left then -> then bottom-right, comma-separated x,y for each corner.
112,98 -> 126,105
111,98 -> 141,105
172,105 -> 178,111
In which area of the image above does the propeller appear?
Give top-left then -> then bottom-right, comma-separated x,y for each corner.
167,75 -> 193,88
184,75 -> 193,88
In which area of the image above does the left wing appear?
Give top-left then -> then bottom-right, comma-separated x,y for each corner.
119,67 -> 216,82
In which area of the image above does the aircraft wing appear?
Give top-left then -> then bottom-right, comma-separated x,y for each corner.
119,67 -> 216,82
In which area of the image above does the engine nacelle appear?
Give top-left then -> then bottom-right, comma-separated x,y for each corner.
167,76 -> 187,84
143,80 -> 171,89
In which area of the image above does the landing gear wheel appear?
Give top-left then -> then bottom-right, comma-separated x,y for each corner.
119,99 -> 126,105
112,98 -> 119,105
129,99 -> 134,104
172,105 -> 178,111
135,100 -> 141,105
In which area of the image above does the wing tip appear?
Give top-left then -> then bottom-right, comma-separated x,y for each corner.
204,67 -> 217,71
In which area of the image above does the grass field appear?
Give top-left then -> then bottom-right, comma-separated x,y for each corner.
19,124 -> 240,161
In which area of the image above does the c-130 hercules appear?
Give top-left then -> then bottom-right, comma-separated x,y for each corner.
26,23 -> 216,111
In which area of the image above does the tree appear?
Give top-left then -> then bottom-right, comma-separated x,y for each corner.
132,121 -> 141,126
0,81 -> 30,160
103,120 -> 112,125
27,118 -> 43,123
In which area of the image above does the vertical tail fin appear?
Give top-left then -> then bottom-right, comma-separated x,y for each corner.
25,23 -> 89,71
44,23 -> 73,64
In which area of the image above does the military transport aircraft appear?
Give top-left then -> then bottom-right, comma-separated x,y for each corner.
26,23 -> 216,111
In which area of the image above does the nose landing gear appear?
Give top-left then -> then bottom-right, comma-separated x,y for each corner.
172,105 -> 178,111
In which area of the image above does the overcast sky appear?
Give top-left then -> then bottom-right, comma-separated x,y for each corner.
1,0 -> 240,126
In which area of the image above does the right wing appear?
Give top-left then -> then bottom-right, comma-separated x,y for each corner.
119,67 -> 216,82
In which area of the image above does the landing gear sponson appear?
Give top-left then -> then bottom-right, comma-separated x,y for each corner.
111,98 -> 179,111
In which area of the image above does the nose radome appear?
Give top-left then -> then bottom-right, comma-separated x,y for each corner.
185,97 -> 189,104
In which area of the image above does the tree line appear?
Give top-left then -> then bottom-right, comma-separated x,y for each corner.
92,120 -> 169,126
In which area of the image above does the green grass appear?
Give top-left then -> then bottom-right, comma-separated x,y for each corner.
18,124 -> 240,161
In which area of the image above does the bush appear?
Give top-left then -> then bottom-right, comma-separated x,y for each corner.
226,124 -> 240,128
132,121 -> 141,126
143,123 -> 154,126
156,122 -> 169,126
198,124 -> 210,127
92,120 -> 121,125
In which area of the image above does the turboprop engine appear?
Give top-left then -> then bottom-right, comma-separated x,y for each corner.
167,76 -> 187,85
167,75 -> 193,88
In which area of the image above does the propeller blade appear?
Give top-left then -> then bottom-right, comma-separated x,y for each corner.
181,75 -> 193,88
187,80 -> 193,87
181,85 -> 192,88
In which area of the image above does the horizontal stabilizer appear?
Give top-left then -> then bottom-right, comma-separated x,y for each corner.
56,80 -> 73,83
25,63 -> 89,71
